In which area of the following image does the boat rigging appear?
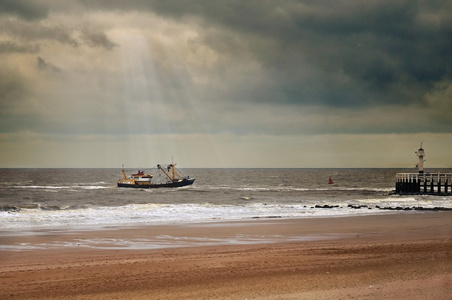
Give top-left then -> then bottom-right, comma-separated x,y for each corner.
118,162 -> 195,189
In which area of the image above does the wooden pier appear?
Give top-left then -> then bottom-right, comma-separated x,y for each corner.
395,173 -> 452,195
394,144 -> 452,195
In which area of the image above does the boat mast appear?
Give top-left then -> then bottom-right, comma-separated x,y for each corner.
170,163 -> 175,181
157,164 -> 175,182
170,158 -> 175,181
121,165 -> 126,180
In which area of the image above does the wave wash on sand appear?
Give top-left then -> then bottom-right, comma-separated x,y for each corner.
1,212 -> 451,299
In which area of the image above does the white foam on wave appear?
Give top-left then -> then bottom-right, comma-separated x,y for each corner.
0,202 -> 388,231
357,197 -> 417,203
3,192 -> 451,232
357,196 -> 452,210
12,184 -> 109,190
16,185 -> 68,189
78,186 -> 109,190
217,186 -> 393,192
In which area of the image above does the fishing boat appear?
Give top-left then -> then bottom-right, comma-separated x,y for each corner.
117,163 -> 195,188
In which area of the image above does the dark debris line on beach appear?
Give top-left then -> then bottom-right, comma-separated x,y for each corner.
314,204 -> 452,211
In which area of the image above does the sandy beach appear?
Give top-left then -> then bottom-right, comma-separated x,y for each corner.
1,212 -> 451,299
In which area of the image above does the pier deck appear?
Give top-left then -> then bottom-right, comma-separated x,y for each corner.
395,173 -> 452,195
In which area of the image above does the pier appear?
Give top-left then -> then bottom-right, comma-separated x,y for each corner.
395,173 -> 452,195
395,144 -> 452,195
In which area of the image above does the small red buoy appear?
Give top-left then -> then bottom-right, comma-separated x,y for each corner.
328,176 -> 334,184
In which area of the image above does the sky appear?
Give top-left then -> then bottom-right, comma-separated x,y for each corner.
0,0 -> 451,168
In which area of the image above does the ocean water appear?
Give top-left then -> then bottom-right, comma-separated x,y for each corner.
1,168 -> 451,232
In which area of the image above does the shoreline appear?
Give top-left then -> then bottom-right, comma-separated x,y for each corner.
1,212 -> 451,299
0,211 -> 438,251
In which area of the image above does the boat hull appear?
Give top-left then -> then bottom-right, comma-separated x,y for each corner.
117,178 -> 195,189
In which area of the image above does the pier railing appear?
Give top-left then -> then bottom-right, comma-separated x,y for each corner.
395,173 -> 452,194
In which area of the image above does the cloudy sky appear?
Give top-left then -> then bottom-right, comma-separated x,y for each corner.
1,0 -> 451,168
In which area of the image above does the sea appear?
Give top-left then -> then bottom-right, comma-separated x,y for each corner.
1,168 -> 451,234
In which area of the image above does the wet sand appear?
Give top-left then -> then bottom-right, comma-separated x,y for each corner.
1,212 -> 451,299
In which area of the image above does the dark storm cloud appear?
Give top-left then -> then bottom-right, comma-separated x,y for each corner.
205,1 -> 452,108
1,19 -> 79,47
81,0 -> 452,109
1,0 -> 450,138
0,41 -> 40,54
36,56 -> 61,73
0,0 -> 48,21
1,20 -> 117,50
80,30 -> 117,50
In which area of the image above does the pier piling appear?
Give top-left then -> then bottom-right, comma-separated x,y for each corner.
394,144 -> 451,195
395,173 -> 452,195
